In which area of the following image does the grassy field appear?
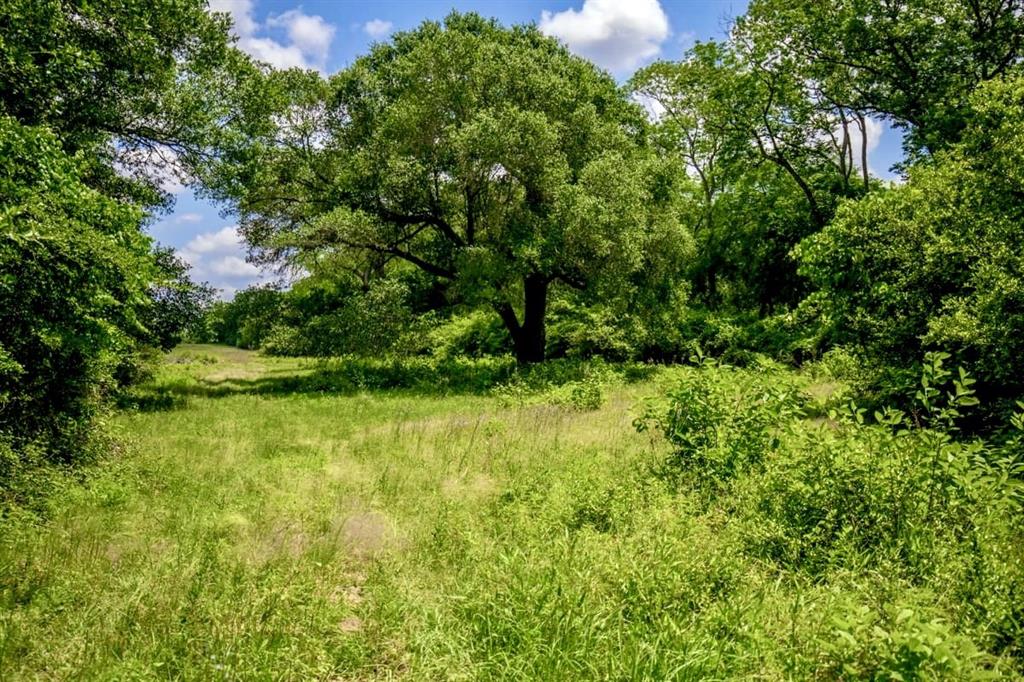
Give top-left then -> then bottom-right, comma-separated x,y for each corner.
1,345 -> 1020,679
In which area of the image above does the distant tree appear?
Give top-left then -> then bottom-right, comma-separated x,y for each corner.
211,286 -> 285,349
200,13 -> 691,362
143,247 -> 215,351
632,43 -> 743,305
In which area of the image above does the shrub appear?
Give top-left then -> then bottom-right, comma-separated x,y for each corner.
635,359 -> 804,484
821,599 -> 988,680
642,353 -> 1024,668
490,358 -> 641,410
260,324 -> 307,357
0,118 -> 153,470
424,310 -> 511,359
546,301 -> 643,361
311,355 -> 517,395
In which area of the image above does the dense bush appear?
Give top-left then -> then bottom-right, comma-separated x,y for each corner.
635,355 -> 805,484
797,75 -> 1024,420
0,119 -> 153,469
640,354 -> 1024,673
422,310 -> 511,359
545,301 -> 647,361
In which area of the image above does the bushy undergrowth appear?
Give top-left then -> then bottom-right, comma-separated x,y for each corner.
636,352 -> 1024,676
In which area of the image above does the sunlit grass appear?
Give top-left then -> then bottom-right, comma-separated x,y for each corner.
1,346 -> 1019,679
0,346 -> 669,678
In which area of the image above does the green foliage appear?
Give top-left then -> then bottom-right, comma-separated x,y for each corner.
636,358 -> 805,483
203,286 -> 283,349
821,600 -> 987,680
258,323 -> 306,358
798,75 -> 1024,420
300,279 -> 419,357
0,0 -> 234,204
423,310 -> 511,359
201,12 -> 691,362
6,1 -> 1024,677
0,118 -> 152,467
491,358 -> 627,410
5,347 -> 1022,678
309,355 -> 517,395
142,246 -> 214,352
746,0 -> 1024,157
545,300 -> 645,361
0,0 -> 233,494
630,27 -> 870,316
638,354 -> 1024,672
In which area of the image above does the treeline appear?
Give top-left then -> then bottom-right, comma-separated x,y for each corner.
198,1 -> 1024,425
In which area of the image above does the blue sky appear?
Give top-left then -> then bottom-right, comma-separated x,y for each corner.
152,0 -> 904,298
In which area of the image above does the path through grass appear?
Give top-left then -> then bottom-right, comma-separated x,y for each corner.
4,346 -> 1015,679
1,346 -> 684,678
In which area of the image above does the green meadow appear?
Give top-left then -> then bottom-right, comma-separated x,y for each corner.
5,1 -> 1024,679
2,345 -> 1021,679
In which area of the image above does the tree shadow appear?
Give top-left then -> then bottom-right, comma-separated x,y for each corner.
119,359 -> 518,411
118,356 -> 660,413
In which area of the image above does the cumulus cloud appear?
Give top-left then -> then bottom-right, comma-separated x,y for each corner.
540,0 -> 670,73
209,0 -> 336,72
363,19 -> 393,39
210,255 -> 262,278
179,225 -> 268,298
268,9 -> 335,64
209,0 -> 257,36
182,226 -> 242,256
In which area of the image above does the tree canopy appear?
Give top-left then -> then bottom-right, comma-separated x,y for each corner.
201,13 -> 691,362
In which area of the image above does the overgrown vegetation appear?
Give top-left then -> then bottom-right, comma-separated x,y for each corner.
3,0 -> 1024,677
3,347 -> 1022,678
194,2 -> 1024,418
0,0 -> 227,503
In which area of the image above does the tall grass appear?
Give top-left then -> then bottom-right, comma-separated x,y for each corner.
1,345 -> 1020,679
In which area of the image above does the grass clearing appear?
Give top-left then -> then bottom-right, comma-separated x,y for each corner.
1,345 -> 1020,679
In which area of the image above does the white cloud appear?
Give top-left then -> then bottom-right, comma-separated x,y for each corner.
239,37 -> 310,70
209,0 -> 336,72
363,18 -> 393,39
176,212 -> 203,224
268,9 -> 335,64
183,225 -> 243,256
209,0 -> 257,37
540,0 -> 670,73
179,225 -> 269,297
210,255 -> 262,277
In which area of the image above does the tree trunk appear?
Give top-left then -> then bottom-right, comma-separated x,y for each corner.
495,273 -> 549,364
857,112 -> 870,191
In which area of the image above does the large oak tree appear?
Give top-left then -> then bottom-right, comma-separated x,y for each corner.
201,13 -> 691,362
